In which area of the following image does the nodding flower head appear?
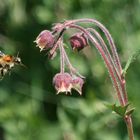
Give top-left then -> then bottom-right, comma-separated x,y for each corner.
53,73 -> 73,94
69,32 -> 88,51
72,76 -> 84,95
34,30 -> 54,51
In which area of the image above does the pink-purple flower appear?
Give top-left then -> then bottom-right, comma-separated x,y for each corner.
34,30 -> 54,51
53,73 -> 73,94
53,73 -> 84,95
69,32 -> 88,51
72,76 -> 84,95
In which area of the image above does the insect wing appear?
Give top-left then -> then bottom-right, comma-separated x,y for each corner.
0,51 -> 5,57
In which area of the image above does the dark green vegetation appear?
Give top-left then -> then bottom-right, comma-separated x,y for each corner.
0,0 -> 140,140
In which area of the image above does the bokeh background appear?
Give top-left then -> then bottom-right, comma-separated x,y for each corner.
0,0 -> 140,140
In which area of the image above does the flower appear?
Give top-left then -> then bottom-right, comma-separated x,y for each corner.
69,32 -> 88,51
34,30 -> 54,51
53,73 -> 73,94
72,76 -> 84,95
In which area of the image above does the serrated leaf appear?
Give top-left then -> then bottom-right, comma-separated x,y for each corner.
104,103 -> 114,110
105,103 -> 131,117
125,108 -> 135,116
113,104 -> 128,116
122,49 -> 140,76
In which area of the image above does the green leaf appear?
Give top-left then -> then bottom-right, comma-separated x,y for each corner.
113,104 -> 130,116
125,108 -> 135,116
105,103 -> 131,117
63,43 -> 69,48
122,49 -> 140,77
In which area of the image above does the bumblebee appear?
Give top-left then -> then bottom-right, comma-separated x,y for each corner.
0,51 -> 22,79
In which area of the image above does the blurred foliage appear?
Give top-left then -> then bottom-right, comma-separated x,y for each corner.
0,0 -> 140,140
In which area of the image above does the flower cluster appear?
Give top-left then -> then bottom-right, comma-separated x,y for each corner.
34,18 -> 135,139
53,73 -> 84,95
34,24 -> 87,95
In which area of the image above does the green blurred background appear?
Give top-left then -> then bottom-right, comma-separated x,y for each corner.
0,0 -> 140,140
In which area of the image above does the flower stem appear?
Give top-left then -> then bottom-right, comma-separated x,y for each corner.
87,28 -> 121,83
59,40 -> 65,73
61,46 -> 85,78
125,116 -> 134,140
69,24 -> 125,105
68,23 -> 134,140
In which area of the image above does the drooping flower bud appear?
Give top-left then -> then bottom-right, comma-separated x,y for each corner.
34,30 -> 54,51
72,76 -> 84,95
53,73 -> 73,94
69,32 -> 88,51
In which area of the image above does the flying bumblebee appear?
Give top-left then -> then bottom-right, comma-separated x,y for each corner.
0,51 -> 23,79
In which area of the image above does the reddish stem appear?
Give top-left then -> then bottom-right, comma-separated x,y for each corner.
87,28 -> 121,82
59,40 -> 65,74
69,24 -> 125,106
125,116 -> 134,140
88,27 -> 129,104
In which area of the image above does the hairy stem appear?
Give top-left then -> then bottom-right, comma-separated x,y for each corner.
125,116 -> 134,140
88,27 -> 129,104
69,24 -> 125,105
87,28 -> 121,82
59,40 -> 65,73
61,46 -> 85,78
